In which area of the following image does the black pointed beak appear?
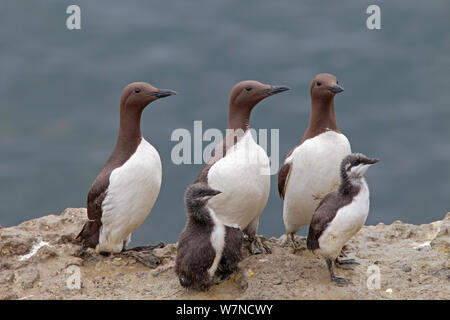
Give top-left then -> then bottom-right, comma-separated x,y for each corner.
263,85 -> 291,96
203,189 -> 222,202
329,84 -> 344,94
208,189 -> 222,197
148,89 -> 177,98
368,158 -> 380,164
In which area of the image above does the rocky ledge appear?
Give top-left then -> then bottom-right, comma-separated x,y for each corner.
0,208 -> 448,300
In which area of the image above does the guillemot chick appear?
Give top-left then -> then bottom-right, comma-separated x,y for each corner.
175,183 -> 243,291
307,153 -> 379,285
279,73 -> 351,248
76,82 -> 176,254
196,80 -> 290,254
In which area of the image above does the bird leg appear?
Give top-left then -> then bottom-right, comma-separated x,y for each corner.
289,233 -> 302,250
248,235 -> 271,255
243,218 -> 270,254
326,257 -> 352,285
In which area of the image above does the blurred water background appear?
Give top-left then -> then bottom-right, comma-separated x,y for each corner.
1,0 -> 449,245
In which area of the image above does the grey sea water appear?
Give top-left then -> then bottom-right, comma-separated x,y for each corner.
0,0 -> 449,245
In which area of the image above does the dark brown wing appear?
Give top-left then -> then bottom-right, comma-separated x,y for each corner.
306,192 -> 340,251
75,173 -> 110,246
194,132 -> 238,183
86,172 -> 110,221
278,162 -> 292,199
278,146 -> 296,199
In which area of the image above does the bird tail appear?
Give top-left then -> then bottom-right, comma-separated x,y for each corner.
75,220 -> 101,249
306,227 -> 319,251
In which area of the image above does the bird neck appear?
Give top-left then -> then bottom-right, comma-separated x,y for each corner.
187,202 -> 213,225
339,172 -> 365,196
302,97 -> 339,142
113,104 -> 143,161
227,101 -> 252,132
118,103 -> 143,140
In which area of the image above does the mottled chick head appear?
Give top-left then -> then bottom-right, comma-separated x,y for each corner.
184,182 -> 222,207
341,153 -> 380,179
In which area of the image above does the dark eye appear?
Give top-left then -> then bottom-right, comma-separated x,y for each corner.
245,87 -> 252,91
352,159 -> 360,166
134,88 -> 141,93
316,82 -> 322,86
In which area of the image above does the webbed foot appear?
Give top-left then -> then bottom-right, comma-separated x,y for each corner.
249,236 -> 271,254
331,275 -> 352,286
335,258 -> 359,270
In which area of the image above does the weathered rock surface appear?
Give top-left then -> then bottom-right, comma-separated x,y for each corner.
0,208 -> 448,300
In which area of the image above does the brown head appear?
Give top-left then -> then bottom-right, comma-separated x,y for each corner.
228,80 -> 290,130
120,82 -> 177,113
301,74 -> 344,141
117,82 -> 176,144
310,73 -> 344,103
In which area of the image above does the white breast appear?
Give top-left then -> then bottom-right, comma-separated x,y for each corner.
97,138 -> 162,253
207,130 -> 270,229
283,131 -> 351,233
318,181 -> 370,259
207,208 -> 225,277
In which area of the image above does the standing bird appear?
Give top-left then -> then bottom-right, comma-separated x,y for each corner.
196,80 -> 290,254
307,153 -> 379,285
175,183 -> 243,291
76,82 -> 176,254
278,73 -> 351,246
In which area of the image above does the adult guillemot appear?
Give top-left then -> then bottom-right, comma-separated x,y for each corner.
76,82 -> 176,254
175,183 -> 243,291
307,153 -> 379,285
278,73 -> 351,246
196,80 -> 290,254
